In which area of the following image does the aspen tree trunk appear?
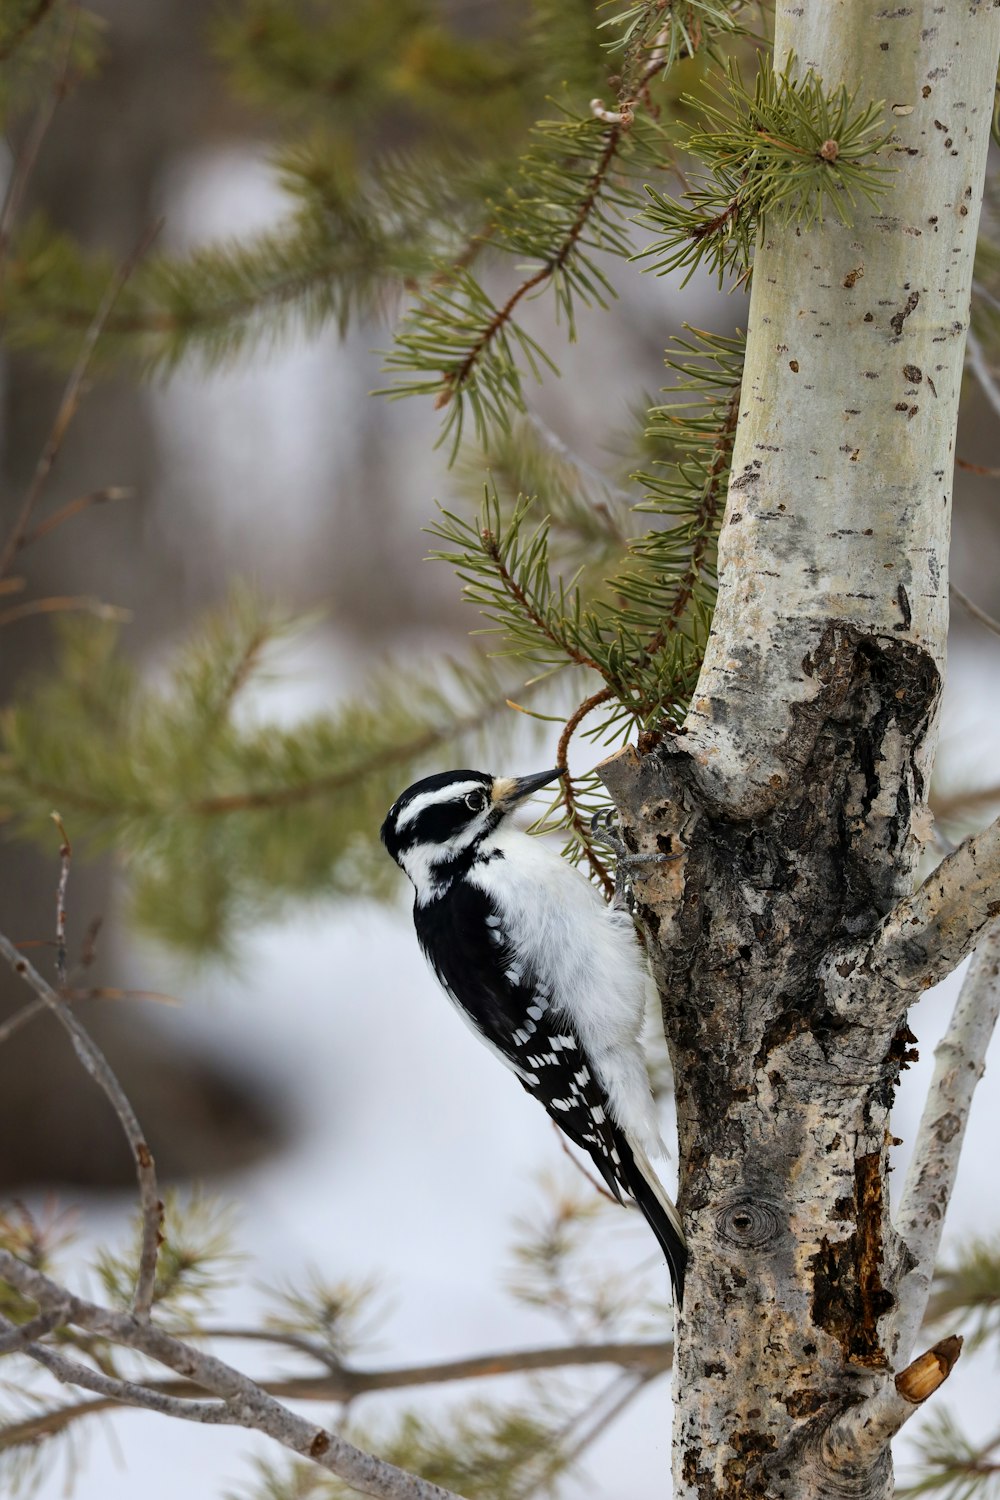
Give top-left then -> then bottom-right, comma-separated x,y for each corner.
600,3 -> 1000,1496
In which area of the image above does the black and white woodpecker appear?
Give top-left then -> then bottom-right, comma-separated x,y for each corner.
380,766 -> 686,1303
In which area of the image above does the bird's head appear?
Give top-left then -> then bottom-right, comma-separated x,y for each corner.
380,767 -> 563,901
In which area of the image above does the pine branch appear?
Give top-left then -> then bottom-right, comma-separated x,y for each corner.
382,95 -> 670,455
898,1410 -> 1000,1500
212,0 -> 529,135
0,600 -> 540,953
634,55 -> 893,286
923,1238 -> 1000,1355
600,0 -> 750,77
3,143 -> 490,374
0,0 -> 102,119
428,489 -> 606,676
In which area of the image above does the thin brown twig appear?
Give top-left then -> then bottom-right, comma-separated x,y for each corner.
434,13 -> 694,404
480,530 -> 605,676
552,1122 -> 619,1204
555,689 -> 615,772
555,688 -> 616,897
0,985 -> 179,1054
439,125 -> 624,409
931,782 -> 1000,823
0,217 -> 163,579
51,812 -> 71,988
79,915 -> 102,969
0,934 -> 163,1318
0,594 -> 130,628
0,1332 -> 673,1451
0,3 -> 72,266
951,581 -> 1000,639
955,456 -> 1000,478
17,486 -> 134,550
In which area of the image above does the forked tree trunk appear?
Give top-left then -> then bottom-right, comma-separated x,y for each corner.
600,3 -> 1000,1496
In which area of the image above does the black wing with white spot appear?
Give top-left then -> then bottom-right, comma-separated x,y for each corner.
414,878 -> 631,1202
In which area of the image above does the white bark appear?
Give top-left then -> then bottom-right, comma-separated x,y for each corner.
822,1336 -> 963,1467
823,814 -> 1000,1021
892,923 -> 1000,1362
684,0 -> 999,824
599,4 -> 1000,1498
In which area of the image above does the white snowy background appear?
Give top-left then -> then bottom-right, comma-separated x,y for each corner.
16,146 -> 1000,1500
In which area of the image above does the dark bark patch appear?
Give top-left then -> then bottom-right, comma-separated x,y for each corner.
683,1444 -> 719,1500
810,1153 -> 893,1368
635,900 -> 660,939
723,1429 -> 777,1498
782,1387 -> 828,1418
755,1005 -> 810,1066
890,290 -> 920,337
895,583 -> 912,630
887,1022 -> 919,1072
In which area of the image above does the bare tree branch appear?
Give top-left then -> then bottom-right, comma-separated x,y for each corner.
0,593 -> 130,628
0,1306 -> 70,1355
821,1337 -> 963,1470
0,985 -> 176,1050
0,1317 -> 232,1424
0,932 -> 162,1317
0,1251 -> 467,1500
822,816 -> 1000,1019
965,326 -> 1000,424
893,923 -> 1000,1361
548,1372 -> 652,1488
16,486 -> 133,550
951,582 -> 1000,641
0,1333 -> 673,1450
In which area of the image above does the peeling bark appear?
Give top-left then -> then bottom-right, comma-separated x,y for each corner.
598,3 -> 1000,1497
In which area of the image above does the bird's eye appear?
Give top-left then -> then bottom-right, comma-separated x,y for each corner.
465,790 -> 487,813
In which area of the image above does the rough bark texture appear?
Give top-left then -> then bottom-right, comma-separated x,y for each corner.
599,3 -> 1000,1497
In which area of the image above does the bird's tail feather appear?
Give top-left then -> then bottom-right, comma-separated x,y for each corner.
620,1134 -> 687,1306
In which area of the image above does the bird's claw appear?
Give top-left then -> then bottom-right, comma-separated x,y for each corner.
590,806 -> 626,856
590,807 -> 684,867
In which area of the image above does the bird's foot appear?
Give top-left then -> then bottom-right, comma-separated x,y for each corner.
590,807 -> 683,869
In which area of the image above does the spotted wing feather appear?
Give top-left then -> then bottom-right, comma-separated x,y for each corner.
415,879 -> 633,1200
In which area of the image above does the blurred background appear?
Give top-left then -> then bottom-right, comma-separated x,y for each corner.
0,1 -> 998,1495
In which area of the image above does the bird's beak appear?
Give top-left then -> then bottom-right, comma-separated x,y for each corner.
492,767 -> 565,810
